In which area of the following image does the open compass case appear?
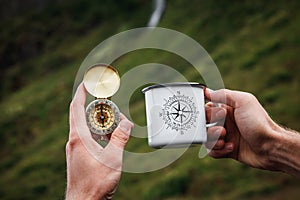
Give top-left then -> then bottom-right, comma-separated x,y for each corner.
83,64 -> 121,135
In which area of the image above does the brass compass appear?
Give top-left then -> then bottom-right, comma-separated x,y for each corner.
83,64 -> 120,136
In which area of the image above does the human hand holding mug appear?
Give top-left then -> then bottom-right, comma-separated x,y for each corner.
205,88 -> 300,177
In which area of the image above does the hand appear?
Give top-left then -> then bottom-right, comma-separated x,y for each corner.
205,88 -> 300,177
204,88 -> 280,170
66,83 -> 134,200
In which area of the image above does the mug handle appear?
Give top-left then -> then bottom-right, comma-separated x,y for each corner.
206,121 -> 218,128
205,87 -> 220,128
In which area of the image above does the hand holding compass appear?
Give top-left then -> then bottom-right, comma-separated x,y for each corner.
83,64 -> 121,137
67,82 -> 134,200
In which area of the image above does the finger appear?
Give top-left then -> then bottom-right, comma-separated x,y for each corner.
208,142 -> 234,158
69,82 -> 88,140
69,83 -> 101,150
72,82 -> 86,107
207,126 -> 226,141
204,88 -> 239,107
101,116 -> 133,170
106,116 -> 134,150
120,113 -> 126,120
205,139 -> 225,150
205,105 -> 227,123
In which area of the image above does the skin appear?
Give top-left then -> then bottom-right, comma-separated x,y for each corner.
65,84 -> 299,200
66,83 -> 134,200
205,88 -> 300,177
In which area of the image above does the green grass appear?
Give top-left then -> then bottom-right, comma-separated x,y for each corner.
1,0 -> 300,199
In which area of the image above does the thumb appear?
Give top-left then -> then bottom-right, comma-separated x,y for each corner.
107,117 -> 134,149
100,117 -> 133,170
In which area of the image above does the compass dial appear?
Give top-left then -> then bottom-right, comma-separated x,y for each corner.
86,99 -> 120,135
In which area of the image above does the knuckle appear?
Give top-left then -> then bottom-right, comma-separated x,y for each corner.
208,151 -> 218,158
65,141 -> 70,154
242,92 -> 258,105
111,131 -> 129,146
242,92 -> 256,100
69,100 -> 77,111
66,136 -> 81,152
69,98 -> 84,111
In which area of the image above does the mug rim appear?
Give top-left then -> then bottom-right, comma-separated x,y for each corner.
141,82 -> 206,94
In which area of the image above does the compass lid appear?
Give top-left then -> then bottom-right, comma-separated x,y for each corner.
83,64 -> 120,98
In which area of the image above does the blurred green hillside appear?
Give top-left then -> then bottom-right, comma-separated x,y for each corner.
0,0 -> 299,199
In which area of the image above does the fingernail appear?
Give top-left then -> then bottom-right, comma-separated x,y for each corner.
225,143 -> 233,151
119,120 -> 133,133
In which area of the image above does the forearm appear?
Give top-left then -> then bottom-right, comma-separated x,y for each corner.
268,125 -> 300,177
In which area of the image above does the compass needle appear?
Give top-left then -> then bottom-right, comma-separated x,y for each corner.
100,104 -> 105,127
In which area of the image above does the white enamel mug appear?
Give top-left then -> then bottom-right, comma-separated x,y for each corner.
142,82 -> 215,148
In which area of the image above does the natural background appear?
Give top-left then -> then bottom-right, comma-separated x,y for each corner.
0,0 -> 299,199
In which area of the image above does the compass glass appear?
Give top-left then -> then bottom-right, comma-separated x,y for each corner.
86,99 -> 120,135
91,104 -> 115,130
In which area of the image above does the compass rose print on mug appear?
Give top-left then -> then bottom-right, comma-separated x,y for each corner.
142,82 -> 217,148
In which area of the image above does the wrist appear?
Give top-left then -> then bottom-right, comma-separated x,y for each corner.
66,184 -> 104,200
267,124 -> 300,177
255,120 -> 280,171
